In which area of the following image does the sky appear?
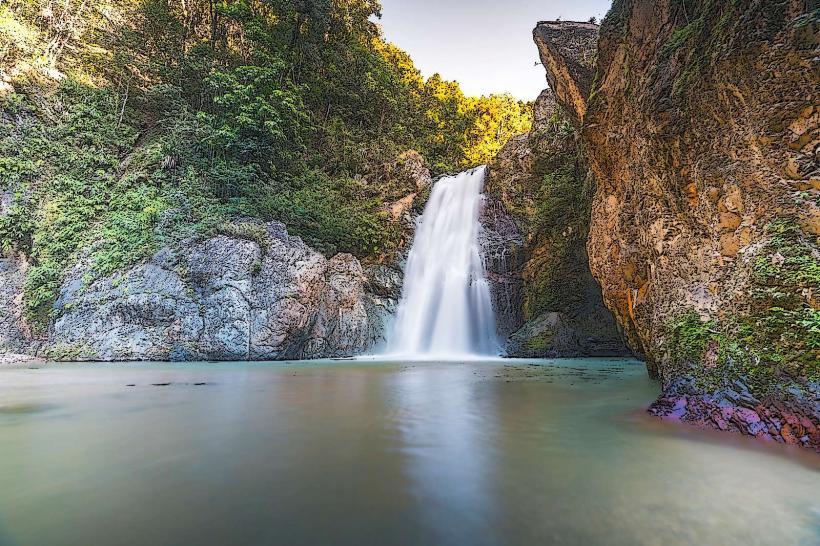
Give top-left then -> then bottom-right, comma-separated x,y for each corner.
377,0 -> 612,101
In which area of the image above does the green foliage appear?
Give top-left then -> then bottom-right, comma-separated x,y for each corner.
0,199 -> 36,254
532,163 -> 585,236
216,221 -> 269,249
666,311 -> 715,364
520,122 -> 595,319
661,17 -> 705,56
253,171 -> 397,256
1,0 -> 532,332
201,63 -> 310,171
0,81 -> 140,327
91,185 -> 169,278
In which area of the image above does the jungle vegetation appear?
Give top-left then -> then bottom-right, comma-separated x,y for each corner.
0,0 -> 532,326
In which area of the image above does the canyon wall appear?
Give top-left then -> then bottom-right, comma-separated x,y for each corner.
483,90 -> 630,358
534,1 -> 819,448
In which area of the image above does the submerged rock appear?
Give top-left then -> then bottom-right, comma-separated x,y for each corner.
649,378 -> 820,451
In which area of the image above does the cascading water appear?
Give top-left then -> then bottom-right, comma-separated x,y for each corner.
387,166 -> 500,358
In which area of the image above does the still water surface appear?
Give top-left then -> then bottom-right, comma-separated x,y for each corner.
0,359 -> 818,546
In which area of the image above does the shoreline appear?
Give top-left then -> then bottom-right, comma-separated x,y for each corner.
0,353 -> 45,367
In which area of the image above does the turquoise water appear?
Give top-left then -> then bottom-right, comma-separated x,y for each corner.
0,358 -> 818,545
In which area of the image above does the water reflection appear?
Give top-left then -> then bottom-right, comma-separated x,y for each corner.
389,364 -> 500,545
0,360 -> 818,546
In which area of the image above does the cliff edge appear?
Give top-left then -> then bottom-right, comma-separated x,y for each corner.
534,3 -> 819,449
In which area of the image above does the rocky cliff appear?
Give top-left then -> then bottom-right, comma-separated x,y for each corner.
534,2 -> 819,449
0,220 -> 398,361
483,90 -> 630,358
0,140 -> 439,363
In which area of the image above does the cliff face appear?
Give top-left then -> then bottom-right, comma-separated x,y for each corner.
484,90 -> 629,358
534,2 -> 819,448
0,220 -> 398,361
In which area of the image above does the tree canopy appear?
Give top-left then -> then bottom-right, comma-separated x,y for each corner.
0,0 -> 532,327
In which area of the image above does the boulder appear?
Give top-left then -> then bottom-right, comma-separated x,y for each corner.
34,221 -> 393,361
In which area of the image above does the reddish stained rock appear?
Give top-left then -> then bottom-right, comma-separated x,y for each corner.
781,424 -> 799,445
734,407 -> 761,425
536,0 -> 820,451
649,385 -> 820,453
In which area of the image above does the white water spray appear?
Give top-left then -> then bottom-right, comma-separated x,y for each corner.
386,166 -> 500,358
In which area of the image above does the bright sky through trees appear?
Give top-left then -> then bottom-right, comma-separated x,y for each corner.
377,0 -> 612,100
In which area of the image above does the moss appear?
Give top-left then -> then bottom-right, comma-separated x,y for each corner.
745,219 -> 820,376
662,219 -> 818,396
660,0 -> 748,99
524,240 -> 588,319
666,311 -> 715,363
526,330 -> 555,354
588,69 -> 601,105
752,219 -> 820,288
216,221 -> 269,250
672,61 -> 704,97
519,130 -> 595,320
664,304 -> 819,398
44,343 -> 96,362
600,0 -> 633,39
665,312 -> 765,395
661,17 -> 705,57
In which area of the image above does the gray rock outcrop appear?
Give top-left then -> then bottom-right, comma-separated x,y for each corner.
3,221 -> 396,361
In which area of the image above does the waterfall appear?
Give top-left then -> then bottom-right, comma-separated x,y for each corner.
387,166 -> 500,358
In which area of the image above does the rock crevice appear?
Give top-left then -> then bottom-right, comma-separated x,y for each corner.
482,88 -> 630,358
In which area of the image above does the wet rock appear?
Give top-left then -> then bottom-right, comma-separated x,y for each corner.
479,194 -> 525,339
483,88 -> 629,358
649,379 -> 820,452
